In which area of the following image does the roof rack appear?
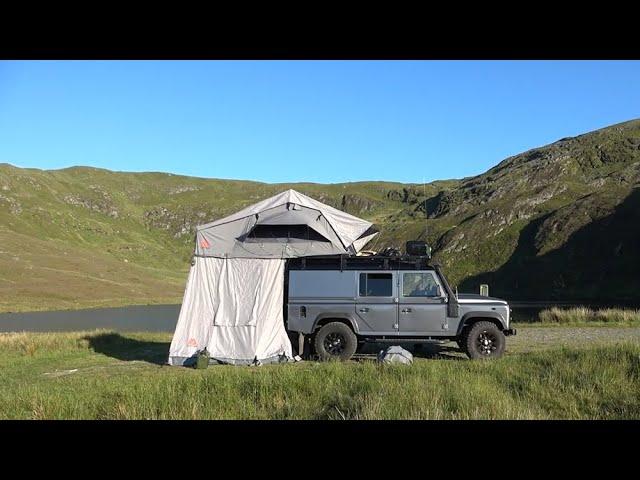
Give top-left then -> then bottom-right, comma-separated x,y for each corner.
286,254 -> 433,271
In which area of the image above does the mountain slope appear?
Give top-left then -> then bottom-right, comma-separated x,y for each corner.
1,119 -> 639,311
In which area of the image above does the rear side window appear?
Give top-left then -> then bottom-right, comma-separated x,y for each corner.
359,273 -> 393,297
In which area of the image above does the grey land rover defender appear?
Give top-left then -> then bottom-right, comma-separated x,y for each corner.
284,241 -> 516,361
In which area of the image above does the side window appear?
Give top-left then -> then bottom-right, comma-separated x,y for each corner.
403,272 -> 440,297
359,273 -> 393,297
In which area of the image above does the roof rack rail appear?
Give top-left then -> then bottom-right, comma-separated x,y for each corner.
286,254 -> 434,271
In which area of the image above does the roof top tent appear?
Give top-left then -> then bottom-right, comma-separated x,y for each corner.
168,189 -> 379,366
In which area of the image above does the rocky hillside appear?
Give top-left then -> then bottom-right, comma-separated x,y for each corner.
1,119 -> 639,311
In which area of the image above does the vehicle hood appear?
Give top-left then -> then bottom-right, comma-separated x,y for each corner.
456,293 -> 508,305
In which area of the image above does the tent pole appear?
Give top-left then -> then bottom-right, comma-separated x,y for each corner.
298,332 -> 305,359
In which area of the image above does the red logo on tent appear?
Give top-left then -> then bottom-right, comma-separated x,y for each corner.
200,238 -> 211,249
187,338 -> 198,347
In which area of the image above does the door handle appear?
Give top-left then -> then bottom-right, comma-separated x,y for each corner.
359,308 -> 369,313
401,308 -> 412,313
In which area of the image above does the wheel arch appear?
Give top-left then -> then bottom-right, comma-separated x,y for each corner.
457,312 -> 507,336
313,314 -> 359,335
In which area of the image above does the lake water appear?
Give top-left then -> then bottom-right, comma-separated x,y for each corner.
0,301 -> 637,333
0,304 -> 181,333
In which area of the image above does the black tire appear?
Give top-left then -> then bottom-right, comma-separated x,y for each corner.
314,322 -> 358,361
462,321 -> 505,360
456,328 -> 468,351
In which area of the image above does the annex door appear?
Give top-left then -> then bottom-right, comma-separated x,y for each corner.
397,271 -> 447,336
354,271 -> 398,335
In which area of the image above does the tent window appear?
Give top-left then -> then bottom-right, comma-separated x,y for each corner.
242,224 -> 330,243
359,273 -> 393,297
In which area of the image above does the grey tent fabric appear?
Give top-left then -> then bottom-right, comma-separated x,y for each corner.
377,346 -> 414,365
194,189 -> 378,258
169,257 -> 292,366
169,189 -> 378,366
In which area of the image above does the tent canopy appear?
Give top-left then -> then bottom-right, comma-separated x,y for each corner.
169,190 -> 378,366
195,189 -> 378,258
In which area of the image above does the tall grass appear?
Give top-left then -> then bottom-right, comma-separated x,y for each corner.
539,307 -> 640,325
0,331 -> 93,355
0,331 -> 639,419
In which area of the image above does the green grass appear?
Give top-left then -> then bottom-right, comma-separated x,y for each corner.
516,321 -> 640,329
538,307 -> 640,326
1,330 -> 639,419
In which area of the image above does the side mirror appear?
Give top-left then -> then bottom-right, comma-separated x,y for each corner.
436,286 -> 442,297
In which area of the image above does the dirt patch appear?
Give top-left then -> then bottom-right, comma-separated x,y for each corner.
354,327 -> 640,361
507,326 -> 640,353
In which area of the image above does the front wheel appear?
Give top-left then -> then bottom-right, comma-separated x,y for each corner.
462,321 -> 506,359
314,322 -> 358,361
456,329 -> 468,351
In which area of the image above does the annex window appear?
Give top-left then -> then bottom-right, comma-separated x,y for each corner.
402,272 -> 440,297
241,224 -> 330,243
359,273 -> 393,297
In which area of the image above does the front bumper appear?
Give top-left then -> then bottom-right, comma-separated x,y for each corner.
504,328 -> 517,336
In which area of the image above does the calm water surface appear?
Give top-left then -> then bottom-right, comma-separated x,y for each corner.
0,305 -> 181,333
1,301 -> 637,333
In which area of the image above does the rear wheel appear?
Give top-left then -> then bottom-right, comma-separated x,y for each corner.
314,322 -> 358,361
463,321 -> 505,359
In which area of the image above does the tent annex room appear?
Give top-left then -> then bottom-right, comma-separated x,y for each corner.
168,189 -> 379,366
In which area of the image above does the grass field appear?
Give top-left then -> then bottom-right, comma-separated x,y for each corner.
1,329 -> 639,419
538,307 -> 640,326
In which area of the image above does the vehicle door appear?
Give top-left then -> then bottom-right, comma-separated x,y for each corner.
354,271 -> 398,335
398,270 -> 447,335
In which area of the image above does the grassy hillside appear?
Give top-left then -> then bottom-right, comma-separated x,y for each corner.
1,118 -> 639,311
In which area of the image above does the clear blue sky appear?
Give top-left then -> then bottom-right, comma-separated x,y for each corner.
1,61 -> 638,184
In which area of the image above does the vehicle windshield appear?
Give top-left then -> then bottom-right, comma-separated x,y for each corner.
434,267 -> 456,300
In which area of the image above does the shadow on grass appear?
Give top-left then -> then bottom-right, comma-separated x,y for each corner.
356,341 -> 465,361
412,342 -> 466,360
85,334 -> 466,366
84,333 -> 170,365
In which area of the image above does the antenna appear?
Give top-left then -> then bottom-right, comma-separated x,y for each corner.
423,176 -> 427,242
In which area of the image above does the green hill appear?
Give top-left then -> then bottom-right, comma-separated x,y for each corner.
1,118 -> 639,312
